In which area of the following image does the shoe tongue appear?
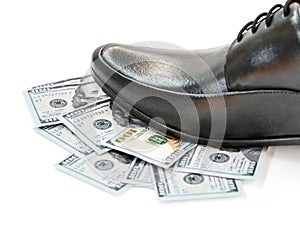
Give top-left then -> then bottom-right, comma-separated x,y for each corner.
225,2 -> 300,92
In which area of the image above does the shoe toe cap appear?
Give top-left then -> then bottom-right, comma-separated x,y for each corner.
99,43 -> 196,92
92,43 -> 229,94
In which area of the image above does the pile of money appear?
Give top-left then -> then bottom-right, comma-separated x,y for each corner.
25,75 -> 269,201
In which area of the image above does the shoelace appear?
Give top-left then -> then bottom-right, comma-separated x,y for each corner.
237,0 -> 300,42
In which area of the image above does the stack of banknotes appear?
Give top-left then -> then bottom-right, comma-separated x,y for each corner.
24,75 -> 269,201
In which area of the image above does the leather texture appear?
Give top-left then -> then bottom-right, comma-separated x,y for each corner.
91,1 -> 300,146
226,3 -> 300,92
101,44 -> 229,94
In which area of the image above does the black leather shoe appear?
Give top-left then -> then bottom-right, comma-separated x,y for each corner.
91,0 -> 300,147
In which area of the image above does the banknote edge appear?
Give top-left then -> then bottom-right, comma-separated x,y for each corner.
55,159 -> 130,196
123,158 -> 153,187
58,98 -> 113,154
35,126 -> 96,160
249,146 -> 272,181
31,77 -> 82,89
23,85 -> 79,127
23,89 -> 45,127
150,165 -> 242,202
58,115 -> 109,155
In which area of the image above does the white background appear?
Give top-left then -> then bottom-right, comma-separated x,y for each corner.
1,0 -> 300,224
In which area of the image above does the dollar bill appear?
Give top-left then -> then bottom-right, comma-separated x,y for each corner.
124,158 -> 152,187
72,75 -> 108,108
102,126 -> 197,169
56,154 -> 129,195
86,149 -> 135,182
25,83 -> 80,126
174,145 -> 267,179
72,81 -> 108,108
151,165 -> 241,201
36,124 -> 96,159
59,99 -> 123,154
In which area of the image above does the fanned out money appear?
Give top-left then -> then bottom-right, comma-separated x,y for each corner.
59,98 -> 197,168
25,76 -> 271,201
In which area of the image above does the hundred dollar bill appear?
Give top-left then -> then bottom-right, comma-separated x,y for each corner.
36,124 -> 96,159
102,126 -> 197,169
60,99 -> 122,154
174,145 -> 267,179
72,80 -> 108,108
124,158 -> 152,187
25,83 -> 80,126
86,149 -> 135,182
31,77 -> 82,89
151,165 -> 241,201
56,154 -> 129,195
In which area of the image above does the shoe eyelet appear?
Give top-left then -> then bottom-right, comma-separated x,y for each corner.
282,13 -> 288,18
283,4 -> 291,17
283,9 -> 290,18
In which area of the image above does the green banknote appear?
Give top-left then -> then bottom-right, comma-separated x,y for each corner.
174,145 -> 268,179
